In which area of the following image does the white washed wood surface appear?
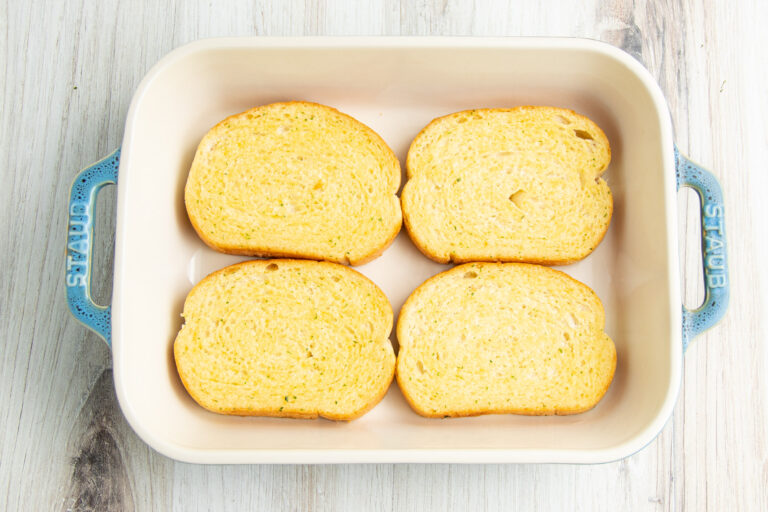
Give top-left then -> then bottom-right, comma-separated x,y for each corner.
1,1 -> 766,510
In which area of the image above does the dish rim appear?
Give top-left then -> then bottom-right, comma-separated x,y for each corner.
112,36 -> 681,464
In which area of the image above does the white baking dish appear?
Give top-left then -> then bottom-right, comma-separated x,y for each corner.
65,37 -> 729,463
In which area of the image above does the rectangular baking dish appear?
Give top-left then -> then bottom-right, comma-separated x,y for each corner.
65,37 -> 729,463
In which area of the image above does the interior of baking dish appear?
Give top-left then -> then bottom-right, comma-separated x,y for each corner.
113,38 -> 680,463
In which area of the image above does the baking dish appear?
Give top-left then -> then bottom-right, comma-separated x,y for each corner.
65,37 -> 729,463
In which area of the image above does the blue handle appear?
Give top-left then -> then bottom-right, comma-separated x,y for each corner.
675,146 -> 729,351
66,148 -> 120,347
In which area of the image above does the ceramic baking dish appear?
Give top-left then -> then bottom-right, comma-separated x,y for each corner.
65,37 -> 729,463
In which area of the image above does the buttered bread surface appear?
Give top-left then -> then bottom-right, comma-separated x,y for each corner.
174,260 -> 396,420
185,102 -> 402,265
402,106 -> 612,265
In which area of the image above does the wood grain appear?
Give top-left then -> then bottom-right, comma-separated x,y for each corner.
1,1 -> 765,510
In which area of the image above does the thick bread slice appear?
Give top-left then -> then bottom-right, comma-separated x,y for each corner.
174,259 -> 395,420
396,263 -> 616,417
402,106 -> 612,265
185,102 -> 402,265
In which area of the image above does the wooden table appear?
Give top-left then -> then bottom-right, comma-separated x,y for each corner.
2,1 -> 766,510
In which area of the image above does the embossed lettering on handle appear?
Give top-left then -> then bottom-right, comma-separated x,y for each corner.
67,202 -> 91,287
702,203 -> 727,289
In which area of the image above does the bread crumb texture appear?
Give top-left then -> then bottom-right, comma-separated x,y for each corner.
396,263 -> 616,417
174,259 -> 395,420
185,102 -> 402,265
402,106 -> 612,264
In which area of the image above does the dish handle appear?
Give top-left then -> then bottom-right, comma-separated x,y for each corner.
65,148 -> 120,347
675,146 -> 729,351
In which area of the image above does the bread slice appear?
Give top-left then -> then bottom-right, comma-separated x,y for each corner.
396,263 -> 616,417
173,259 -> 395,420
185,102 -> 402,266
402,106 -> 612,265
